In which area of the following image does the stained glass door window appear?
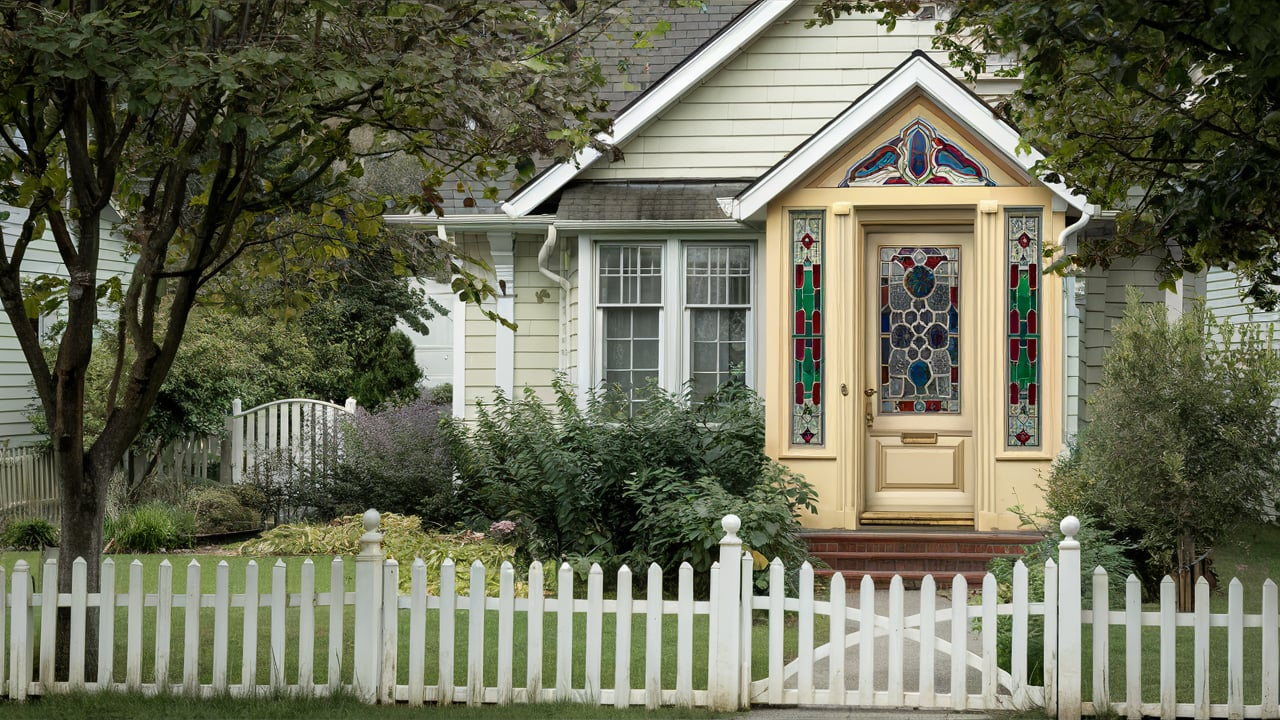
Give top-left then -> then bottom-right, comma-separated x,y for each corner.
878,246 -> 960,414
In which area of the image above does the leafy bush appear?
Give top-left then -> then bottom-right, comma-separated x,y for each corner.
1068,293 -> 1280,584
2,518 -> 59,549
449,378 -> 817,586
310,396 -> 455,523
184,485 -> 265,535
105,502 -> 195,553
239,513 -> 512,594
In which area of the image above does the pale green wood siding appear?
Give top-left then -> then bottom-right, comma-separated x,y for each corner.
580,5 -> 951,181
512,235 -> 562,405
0,204 -> 133,444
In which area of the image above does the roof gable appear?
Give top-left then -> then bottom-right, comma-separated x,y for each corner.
724,52 -> 1087,220
501,0 -> 799,218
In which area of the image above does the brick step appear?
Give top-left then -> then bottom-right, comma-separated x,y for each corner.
821,552 -> 994,573
802,529 -> 1042,589
811,568 -> 988,589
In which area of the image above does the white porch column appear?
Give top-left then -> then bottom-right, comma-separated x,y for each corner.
489,232 -> 515,397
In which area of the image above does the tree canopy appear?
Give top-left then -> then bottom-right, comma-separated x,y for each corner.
0,0 -> 685,595
813,0 -> 1280,306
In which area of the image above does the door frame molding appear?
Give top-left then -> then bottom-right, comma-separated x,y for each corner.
847,207 -> 996,528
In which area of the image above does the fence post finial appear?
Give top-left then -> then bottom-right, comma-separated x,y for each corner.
353,509 -> 385,702
711,514 -> 744,711
345,397 -> 358,414
1058,515 -> 1083,720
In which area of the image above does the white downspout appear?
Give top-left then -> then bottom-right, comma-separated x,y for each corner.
1059,204 -> 1098,446
536,225 -> 570,373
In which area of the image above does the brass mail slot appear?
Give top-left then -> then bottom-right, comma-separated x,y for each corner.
901,432 -> 938,445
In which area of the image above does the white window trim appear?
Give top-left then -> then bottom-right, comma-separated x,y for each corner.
584,234 -> 761,403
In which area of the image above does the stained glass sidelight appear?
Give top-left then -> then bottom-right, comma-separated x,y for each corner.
791,211 -> 824,446
879,246 -> 960,414
1007,212 -> 1041,447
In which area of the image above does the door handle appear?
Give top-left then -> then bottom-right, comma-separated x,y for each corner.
864,388 -> 875,429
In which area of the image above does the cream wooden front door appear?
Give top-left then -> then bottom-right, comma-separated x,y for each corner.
862,231 -> 975,525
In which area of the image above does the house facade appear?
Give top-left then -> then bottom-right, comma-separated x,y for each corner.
386,1 -> 1259,531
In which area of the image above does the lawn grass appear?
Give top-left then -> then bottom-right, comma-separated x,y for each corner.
0,552 -> 823,690
0,691 -> 732,719
1075,521 -> 1280,708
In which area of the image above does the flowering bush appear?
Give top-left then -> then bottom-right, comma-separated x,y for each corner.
310,396 -> 456,525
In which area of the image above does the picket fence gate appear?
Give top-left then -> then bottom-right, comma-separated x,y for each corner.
2,514 -> 1279,718
226,397 -> 357,485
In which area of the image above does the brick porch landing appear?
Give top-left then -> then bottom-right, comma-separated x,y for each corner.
802,528 -> 1044,586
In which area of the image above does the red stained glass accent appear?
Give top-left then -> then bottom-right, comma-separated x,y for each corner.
1009,310 -> 1020,334
950,286 -> 957,305
801,232 -> 815,249
813,382 -> 822,405
795,382 -> 804,406
925,400 -> 941,411
1028,339 -> 1037,362
1009,339 -> 1019,357
1029,383 -> 1037,405
811,339 -> 822,360
1015,430 -> 1031,445
795,339 -> 804,358
882,366 -> 890,383
795,310 -> 805,335
801,429 -> 815,444
1029,265 -> 1037,289
1010,382 -> 1020,405
1017,233 -> 1031,248
901,256 -> 915,269
881,286 -> 889,305
950,366 -> 958,382
1010,266 -> 1020,287
795,266 -> 804,288
812,310 -> 822,334
812,264 -> 822,288
898,401 -> 915,412
1028,309 -> 1037,334
925,255 -> 942,269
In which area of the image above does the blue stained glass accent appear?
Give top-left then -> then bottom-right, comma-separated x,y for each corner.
908,128 -> 929,178
904,266 -> 936,297
907,360 -> 931,389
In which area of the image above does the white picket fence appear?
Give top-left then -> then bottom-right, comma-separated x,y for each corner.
1,514 -> 1278,718
0,447 -> 59,524
0,437 -> 221,526
227,397 -> 357,485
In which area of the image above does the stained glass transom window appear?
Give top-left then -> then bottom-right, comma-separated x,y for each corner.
791,211 -> 824,446
1007,212 -> 1041,447
840,118 -> 996,187
879,246 -> 960,414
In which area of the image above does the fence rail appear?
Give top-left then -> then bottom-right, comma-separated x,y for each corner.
0,514 -> 1275,718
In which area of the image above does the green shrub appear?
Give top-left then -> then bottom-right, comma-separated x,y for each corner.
184,485 -> 264,535
239,513 -> 513,594
105,502 -> 195,553
2,518 -> 59,549
1069,292 -> 1280,585
449,378 -> 817,587
310,396 -> 455,523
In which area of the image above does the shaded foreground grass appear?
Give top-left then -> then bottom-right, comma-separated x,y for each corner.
0,552 -> 825,689
0,691 -> 732,719
1073,521 -> 1280,707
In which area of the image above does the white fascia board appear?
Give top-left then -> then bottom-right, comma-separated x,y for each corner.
728,55 -> 1088,220
499,0 -> 800,219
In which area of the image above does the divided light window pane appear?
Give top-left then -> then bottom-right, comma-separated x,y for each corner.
600,245 -> 662,305
685,246 -> 751,306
